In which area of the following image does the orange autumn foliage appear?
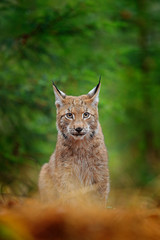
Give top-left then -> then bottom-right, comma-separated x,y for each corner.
0,196 -> 160,240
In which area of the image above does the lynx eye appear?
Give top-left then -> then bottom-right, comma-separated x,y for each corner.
83,112 -> 90,119
65,113 -> 73,119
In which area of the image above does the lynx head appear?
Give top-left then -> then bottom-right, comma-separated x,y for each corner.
52,78 -> 101,140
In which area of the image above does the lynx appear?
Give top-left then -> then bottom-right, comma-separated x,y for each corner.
39,79 -> 110,202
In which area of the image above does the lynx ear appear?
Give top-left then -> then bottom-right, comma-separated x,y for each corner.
52,82 -> 66,107
87,76 -> 101,105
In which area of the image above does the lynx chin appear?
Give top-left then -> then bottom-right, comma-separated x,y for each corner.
39,79 -> 110,203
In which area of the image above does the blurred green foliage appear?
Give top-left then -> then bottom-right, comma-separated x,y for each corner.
0,0 -> 160,195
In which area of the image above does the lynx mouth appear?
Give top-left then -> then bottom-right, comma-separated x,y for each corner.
71,133 -> 86,137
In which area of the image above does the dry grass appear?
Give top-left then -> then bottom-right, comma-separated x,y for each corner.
0,190 -> 160,240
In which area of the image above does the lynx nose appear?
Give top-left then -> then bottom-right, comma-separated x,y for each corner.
75,127 -> 83,133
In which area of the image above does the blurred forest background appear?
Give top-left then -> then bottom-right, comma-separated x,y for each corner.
0,0 -> 160,200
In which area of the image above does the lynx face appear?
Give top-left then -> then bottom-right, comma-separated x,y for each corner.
53,81 -> 101,140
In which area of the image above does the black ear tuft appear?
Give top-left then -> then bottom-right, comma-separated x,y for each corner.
52,81 -> 62,96
94,75 -> 101,95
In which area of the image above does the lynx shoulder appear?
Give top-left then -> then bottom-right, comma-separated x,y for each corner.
39,79 -> 110,202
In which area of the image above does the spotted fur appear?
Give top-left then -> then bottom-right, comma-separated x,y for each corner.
39,81 -> 110,202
